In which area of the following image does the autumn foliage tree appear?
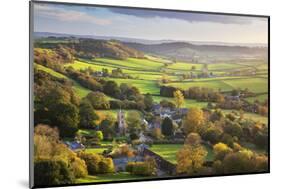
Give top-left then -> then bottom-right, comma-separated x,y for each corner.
173,90 -> 185,109
182,107 -> 205,136
176,133 -> 207,175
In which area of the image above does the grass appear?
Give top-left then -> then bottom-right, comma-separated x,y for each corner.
223,77 -> 268,93
152,96 -> 208,109
166,62 -> 203,71
76,172 -> 148,183
109,78 -> 160,95
85,148 -> 108,154
165,76 -> 268,93
78,129 -> 97,137
35,64 -> 67,79
35,63 -> 91,98
221,110 -> 268,124
245,94 -> 268,103
207,63 -> 248,71
149,144 -> 214,164
166,79 -> 233,92
95,57 -> 165,71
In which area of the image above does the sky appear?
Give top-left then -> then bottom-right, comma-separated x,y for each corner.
33,3 -> 268,44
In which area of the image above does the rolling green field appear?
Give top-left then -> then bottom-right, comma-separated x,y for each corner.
245,94 -> 268,103
35,63 -> 91,97
166,62 -> 203,71
223,77 -> 268,93
165,77 -> 268,93
63,58 -> 268,96
208,63 -> 248,71
76,172 -> 148,183
110,78 -> 160,95
152,96 -> 208,109
150,144 -> 214,164
166,80 -> 233,92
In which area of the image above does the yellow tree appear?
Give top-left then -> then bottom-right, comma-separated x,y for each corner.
182,107 -> 205,136
173,90 -> 184,109
176,133 -> 207,175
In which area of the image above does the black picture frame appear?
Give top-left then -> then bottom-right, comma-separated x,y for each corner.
29,1 -> 270,188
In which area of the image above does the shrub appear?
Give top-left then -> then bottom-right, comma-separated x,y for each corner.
77,152 -> 101,175
110,144 -> 135,158
98,158 -> 115,174
70,157 -> 88,178
126,157 -> 157,176
78,152 -> 115,175
34,158 -> 74,186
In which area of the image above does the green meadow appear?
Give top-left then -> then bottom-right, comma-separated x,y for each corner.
150,144 -> 214,164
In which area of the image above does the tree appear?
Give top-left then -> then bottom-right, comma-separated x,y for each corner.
222,150 -> 255,174
34,158 -> 74,186
79,99 -> 99,129
144,93 -> 154,111
224,121 -> 243,138
185,132 -> 201,146
50,102 -> 79,137
202,125 -> 222,144
182,108 -> 205,136
86,92 -> 110,109
99,114 -> 116,140
213,142 -> 233,161
94,131 -> 103,141
177,133 -> 207,175
34,125 -> 88,181
103,80 -> 120,98
78,152 -> 114,175
127,111 -> 142,135
126,157 -> 157,176
161,117 -> 174,137
173,90 -> 184,109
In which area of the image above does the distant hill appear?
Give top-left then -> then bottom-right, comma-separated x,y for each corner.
124,42 -> 268,62
34,32 -> 267,47
34,32 -> 267,62
34,37 -> 144,60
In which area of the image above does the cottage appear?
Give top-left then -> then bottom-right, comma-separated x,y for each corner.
65,141 -> 85,151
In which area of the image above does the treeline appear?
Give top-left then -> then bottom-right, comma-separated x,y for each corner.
160,86 -> 225,103
216,99 -> 268,117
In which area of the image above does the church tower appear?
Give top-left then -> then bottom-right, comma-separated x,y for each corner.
117,109 -> 126,135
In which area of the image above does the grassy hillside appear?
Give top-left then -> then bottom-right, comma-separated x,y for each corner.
35,64 -> 92,98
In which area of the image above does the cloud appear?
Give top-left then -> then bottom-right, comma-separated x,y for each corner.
107,7 -> 258,25
34,4 -> 111,25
